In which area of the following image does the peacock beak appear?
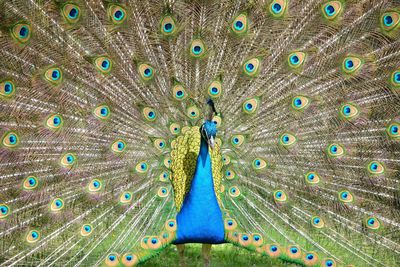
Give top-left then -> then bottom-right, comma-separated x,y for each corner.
209,136 -> 215,150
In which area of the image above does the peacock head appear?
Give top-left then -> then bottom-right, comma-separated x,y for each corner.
201,120 -> 217,149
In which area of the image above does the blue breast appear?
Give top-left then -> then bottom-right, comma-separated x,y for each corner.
174,138 -> 225,244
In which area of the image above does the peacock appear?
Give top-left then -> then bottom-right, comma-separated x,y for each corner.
0,0 -> 400,266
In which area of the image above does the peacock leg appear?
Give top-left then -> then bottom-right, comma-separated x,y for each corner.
176,244 -> 186,267
202,244 -> 212,267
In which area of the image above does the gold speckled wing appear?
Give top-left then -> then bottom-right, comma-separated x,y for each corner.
210,138 -> 223,206
170,126 -> 201,211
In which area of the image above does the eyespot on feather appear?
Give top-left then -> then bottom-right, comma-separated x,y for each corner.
138,63 -> 155,82
311,216 -> 325,228
228,186 -> 240,197
291,96 -> 310,111
326,143 -> 345,158
231,13 -> 249,35
62,3 -> 81,24
105,253 -> 119,267
269,0 -> 288,18
338,190 -> 354,203
367,160 -> 385,175
386,121 -> 399,139
80,224 -> 93,237
0,80 -> 16,98
288,52 -> 306,69
121,253 -> 138,267
2,131 -> 20,149
287,245 -> 301,259
273,190 -> 287,203
46,114 -> 63,130
242,97 -> 260,114
11,22 -> 31,44
0,204 -> 11,219
305,171 -> 320,185
208,80 -> 223,98
26,230 -> 41,243
322,1 -> 343,20
108,4 -> 127,25
189,39 -> 207,58
252,158 -> 267,170
341,56 -> 363,75
135,161 -> 148,174
339,103 -> 359,120
119,191 -> 133,204
60,153 -> 77,168
111,139 -> 126,154
160,15 -> 177,36
242,58 -> 261,77
44,67 -> 63,85
50,198 -> 64,212
93,104 -> 111,120
88,179 -> 102,193
279,132 -> 297,147
23,176 -> 39,190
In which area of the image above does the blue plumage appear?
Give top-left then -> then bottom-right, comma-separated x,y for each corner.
174,136 -> 225,244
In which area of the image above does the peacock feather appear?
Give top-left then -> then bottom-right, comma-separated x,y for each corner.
0,0 -> 400,266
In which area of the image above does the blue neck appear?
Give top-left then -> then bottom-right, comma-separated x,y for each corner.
174,135 -> 225,244
198,137 -> 209,167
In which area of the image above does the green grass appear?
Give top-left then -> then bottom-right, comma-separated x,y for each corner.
141,244 -> 297,267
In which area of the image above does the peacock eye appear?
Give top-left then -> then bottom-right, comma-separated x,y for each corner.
44,67 -> 63,85
172,84 -> 187,101
0,204 -> 10,219
135,161 -> 148,174
341,56 -> 363,75
231,13 -> 248,35
111,139 -> 126,154
23,176 -> 39,190
26,230 -> 40,243
322,259 -> 336,267
138,64 -> 155,81
305,171 -> 320,185
322,1 -> 343,20
381,11 -> 399,33
109,4 -> 127,24
2,131 -> 20,148
190,39 -> 207,58
288,52 -> 306,69
0,80 -> 16,98
142,107 -> 157,122
242,58 -> 261,77
186,106 -> 200,120
242,97 -> 260,114
339,103 -> 359,120
94,56 -> 112,74
11,22 -> 31,44
386,122 -> 399,139
50,198 -> 64,212
269,0 -> 287,17
326,143 -> 345,157
311,216 -> 325,228
279,132 -> 297,147
338,190 -> 353,203
62,4 -> 81,24
160,15 -> 177,36
208,80 -> 222,98
274,190 -> 287,202
46,114 -> 63,130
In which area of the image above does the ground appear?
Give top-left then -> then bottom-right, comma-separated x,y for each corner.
142,243 -> 296,266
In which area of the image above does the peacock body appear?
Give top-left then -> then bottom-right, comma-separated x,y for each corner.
0,0 -> 400,266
